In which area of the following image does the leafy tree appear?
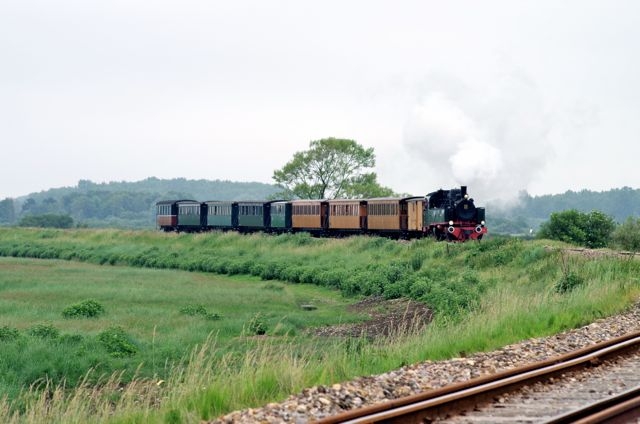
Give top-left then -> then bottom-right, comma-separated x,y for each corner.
584,210 -> 617,248
611,217 -> 640,251
21,198 -> 36,214
342,172 -> 396,198
273,138 -> 395,199
0,198 -> 15,224
537,209 -> 615,248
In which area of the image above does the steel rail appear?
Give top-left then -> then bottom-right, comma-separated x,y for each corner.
543,385 -> 640,424
315,330 -> 640,424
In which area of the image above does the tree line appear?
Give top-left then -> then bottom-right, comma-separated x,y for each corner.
0,180 -> 279,228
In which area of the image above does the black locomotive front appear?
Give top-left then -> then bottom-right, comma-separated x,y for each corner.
425,186 -> 486,241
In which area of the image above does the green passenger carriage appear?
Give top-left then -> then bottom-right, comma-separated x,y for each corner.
205,201 -> 237,229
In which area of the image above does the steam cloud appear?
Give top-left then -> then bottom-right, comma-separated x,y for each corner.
402,74 -> 555,204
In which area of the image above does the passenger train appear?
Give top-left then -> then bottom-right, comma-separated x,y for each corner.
155,186 -> 486,241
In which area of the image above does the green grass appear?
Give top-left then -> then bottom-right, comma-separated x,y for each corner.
0,257 -> 363,405
0,228 -> 639,423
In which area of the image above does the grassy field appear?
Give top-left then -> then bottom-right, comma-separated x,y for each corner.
0,228 -> 639,423
0,256 -> 363,396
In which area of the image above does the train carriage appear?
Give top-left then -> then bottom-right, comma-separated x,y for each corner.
205,201 -> 237,230
367,197 -> 425,238
236,201 -> 266,232
291,200 -> 328,233
156,200 -> 180,231
269,201 -> 292,232
176,200 -> 205,232
405,197 -> 425,234
327,199 -> 366,233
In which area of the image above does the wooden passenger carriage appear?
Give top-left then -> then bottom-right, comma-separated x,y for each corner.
326,199 -> 367,232
367,197 -> 425,237
290,200 -> 328,232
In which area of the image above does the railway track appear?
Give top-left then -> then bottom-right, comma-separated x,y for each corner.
316,331 -> 640,424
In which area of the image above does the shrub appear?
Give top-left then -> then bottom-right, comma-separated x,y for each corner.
0,325 -> 20,342
62,299 -> 105,318
409,278 -> 431,298
28,323 -> 60,339
611,217 -> 640,251
98,326 -> 138,357
537,209 -> 615,248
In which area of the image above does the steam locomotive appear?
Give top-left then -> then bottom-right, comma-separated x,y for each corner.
155,186 -> 486,241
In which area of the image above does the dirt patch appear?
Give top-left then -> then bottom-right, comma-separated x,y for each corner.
312,296 -> 433,339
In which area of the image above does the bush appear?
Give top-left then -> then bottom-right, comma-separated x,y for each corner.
98,326 -> 138,357
28,323 -> 60,339
0,325 -> 20,342
610,217 -> 640,251
537,209 -> 615,248
62,299 -> 105,318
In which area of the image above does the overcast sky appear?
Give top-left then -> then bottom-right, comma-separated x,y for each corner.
1,1 -> 639,202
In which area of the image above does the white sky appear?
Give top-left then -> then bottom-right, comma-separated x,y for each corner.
1,1 -> 639,202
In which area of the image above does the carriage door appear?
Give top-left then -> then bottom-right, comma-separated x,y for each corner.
359,201 -> 367,231
321,202 -> 329,229
400,201 -> 408,231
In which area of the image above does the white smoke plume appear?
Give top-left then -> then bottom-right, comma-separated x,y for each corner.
402,73 -> 555,205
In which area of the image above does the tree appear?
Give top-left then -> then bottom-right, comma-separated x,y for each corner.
272,138 -> 395,199
611,217 -> 640,251
584,210 -> 617,248
0,198 -> 16,224
537,209 -> 615,248
342,173 -> 396,199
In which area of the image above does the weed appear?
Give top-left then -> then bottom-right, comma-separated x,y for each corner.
555,272 -> 585,293
409,250 -> 427,271
555,250 -> 586,293
247,313 -> 267,335
180,304 -> 221,321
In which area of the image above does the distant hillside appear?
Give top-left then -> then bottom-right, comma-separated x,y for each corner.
490,187 -> 640,235
0,178 -> 279,228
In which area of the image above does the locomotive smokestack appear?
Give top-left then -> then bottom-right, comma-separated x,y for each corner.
461,186 -> 467,197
